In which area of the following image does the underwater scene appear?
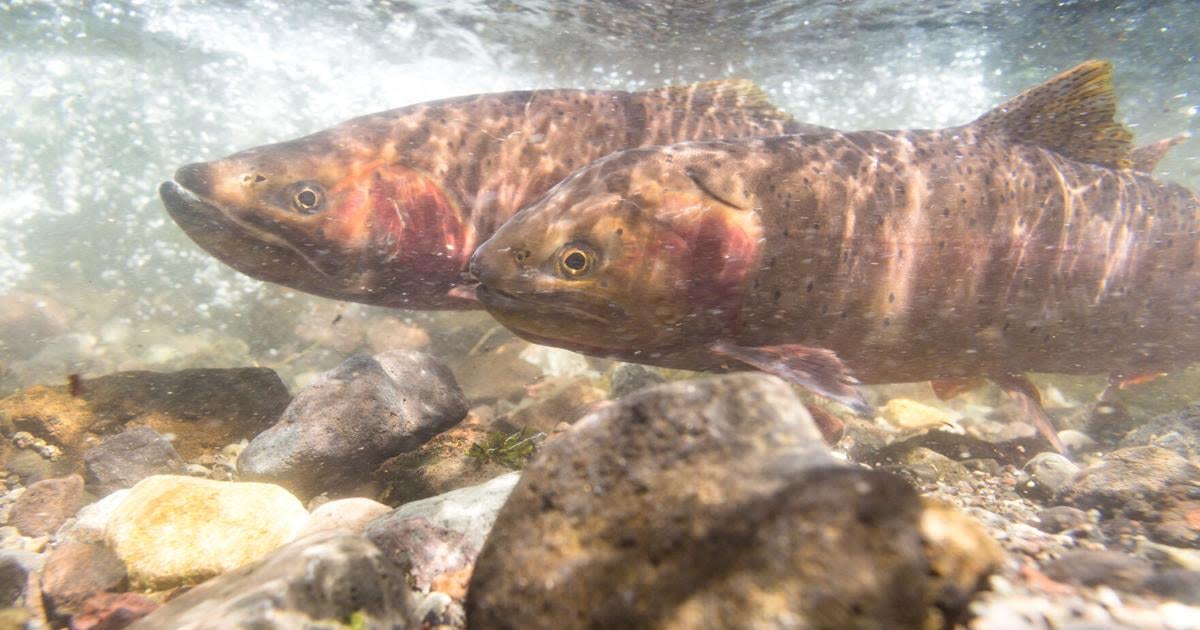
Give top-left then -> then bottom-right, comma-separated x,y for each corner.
2,0 -> 1200,627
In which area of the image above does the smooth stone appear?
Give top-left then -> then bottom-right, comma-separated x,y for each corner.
366,472 -> 519,590
467,374 -> 997,629
128,532 -> 413,630
1035,506 -> 1091,534
70,592 -> 159,630
1042,550 -> 1154,592
10,474 -> 84,537
40,541 -> 127,616
879,397 -> 955,430
238,350 -> 468,498
56,488 -> 128,545
1019,452 -> 1080,502
296,497 -> 392,537
889,446 -> 973,485
84,426 -> 185,495
106,475 -> 308,590
1143,569 -> 1200,604
1058,429 -> 1096,453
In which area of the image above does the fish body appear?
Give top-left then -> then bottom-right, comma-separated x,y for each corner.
470,61 -> 1200,425
160,81 -> 825,309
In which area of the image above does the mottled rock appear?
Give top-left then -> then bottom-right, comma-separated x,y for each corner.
1043,550 -> 1154,592
887,446 -> 973,485
1121,403 -> 1200,458
1065,446 -> 1199,516
128,532 -> 414,630
296,497 -> 392,537
239,351 -> 468,498
367,472 -> 519,590
376,420 -> 515,506
70,592 -> 159,630
1035,506 -> 1091,534
0,550 -> 43,608
493,377 -> 606,434
609,363 -> 667,398
0,368 -> 289,458
10,474 -> 84,537
1143,570 -> 1200,604
467,374 -> 998,629
1019,452 -> 1080,502
84,427 -> 185,495
4,448 -> 72,485
106,475 -> 308,590
40,541 -> 126,615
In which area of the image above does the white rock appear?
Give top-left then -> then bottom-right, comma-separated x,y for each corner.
297,497 -> 392,537
56,488 -> 129,544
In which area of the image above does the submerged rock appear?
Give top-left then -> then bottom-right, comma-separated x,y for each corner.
0,550 -> 43,608
467,374 -> 999,629
83,426 -> 185,495
69,592 -> 159,630
105,475 -> 308,590
128,531 -> 414,630
239,350 -> 468,498
1121,403 -> 1200,458
9,474 -> 84,537
39,541 -> 127,617
296,497 -> 392,537
1019,452 -> 1080,502
366,471 -> 519,591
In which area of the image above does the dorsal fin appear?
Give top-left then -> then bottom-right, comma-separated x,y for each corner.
1131,135 -> 1189,172
646,79 -> 790,119
971,60 -> 1134,169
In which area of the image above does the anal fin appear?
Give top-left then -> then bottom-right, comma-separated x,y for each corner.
991,373 -> 1067,455
1131,136 -> 1188,173
709,341 -> 871,416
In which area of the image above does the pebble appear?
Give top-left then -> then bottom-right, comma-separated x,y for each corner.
238,350 -> 468,498
1035,506 -> 1091,534
879,397 -> 956,430
367,471 -> 519,590
1142,569 -> 1200,604
83,426 -> 185,495
889,446 -> 973,485
56,488 -> 128,545
467,374 -> 998,628
0,550 -> 44,608
9,474 -> 84,537
609,363 -> 667,398
1042,550 -> 1154,592
1019,452 -> 1080,502
296,497 -> 392,537
105,475 -> 309,590
128,532 -> 413,629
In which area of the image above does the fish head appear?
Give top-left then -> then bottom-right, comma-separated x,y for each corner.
470,146 -> 762,355
160,123 -> 472,308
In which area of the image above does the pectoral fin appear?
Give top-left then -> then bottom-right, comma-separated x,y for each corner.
709,341 -> 871,416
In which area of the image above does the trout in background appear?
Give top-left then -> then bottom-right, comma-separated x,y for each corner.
468,61 -> 1199,452
159,81 -> 826,309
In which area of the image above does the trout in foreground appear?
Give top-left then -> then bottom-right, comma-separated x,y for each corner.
160,81 -> 825,309
469,61 -> 1199,452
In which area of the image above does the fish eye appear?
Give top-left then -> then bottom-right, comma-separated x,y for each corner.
557,244 -> 594,278
288,182 -> 325,214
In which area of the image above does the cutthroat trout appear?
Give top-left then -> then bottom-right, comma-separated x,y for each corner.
468,61 -> 1200,451
159,81 -> 826,309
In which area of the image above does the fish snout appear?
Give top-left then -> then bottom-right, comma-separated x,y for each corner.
468,242 -> 522,288
173,162 -> 214,197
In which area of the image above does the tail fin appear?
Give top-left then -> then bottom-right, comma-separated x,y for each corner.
971,60 -> 1134,169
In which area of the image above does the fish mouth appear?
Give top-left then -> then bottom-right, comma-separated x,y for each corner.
476,285 -> 621,325
159,180 -> 332,289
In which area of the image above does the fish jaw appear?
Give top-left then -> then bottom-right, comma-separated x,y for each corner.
162,148 -> 476,309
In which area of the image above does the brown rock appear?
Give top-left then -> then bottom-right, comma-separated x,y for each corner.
69,592 -> 159,630
10,475 -> 85,537
40,542 -> 127,616
0,385 -> 96,450
493,376 -> 607,434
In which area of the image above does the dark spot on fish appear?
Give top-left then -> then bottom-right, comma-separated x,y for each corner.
938,240 -> 945,250
1003,322 -> 1011,331
772,289 -> 782,302
888,292 -> 894,303
840,310 -> 848,320
1029,326 -> 1038,334
942,207 -> 950,218
331,314 -> 343,326
67,374 -> 83,397
616,228 -> 623,236
883,317 -> 891,327
820,304 -> 828,315
806,281 -> 814,292
842,251 -> 850,262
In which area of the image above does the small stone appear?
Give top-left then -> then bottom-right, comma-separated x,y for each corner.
296,497 -> 392,537
83,427 -> 185,495
1035,506 -> 1090,534
1042,550 -> 1154,592
56,489 -> 128,545
127,532 -> 413,629
890,446 -> 972,485
40,541 -> 127,616
366,471 -> 519,591
1064,446 -> 1199,528
879,397 -> 955,430
4,448 -> 69,484
9,474 -> 84,537
1058,429 -> 1096,453
1019,452 -> 1080,502
238,350 -> 468,498
70,592 -> 159,630
106,475 -> 309,590
609,363 -> 666,398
